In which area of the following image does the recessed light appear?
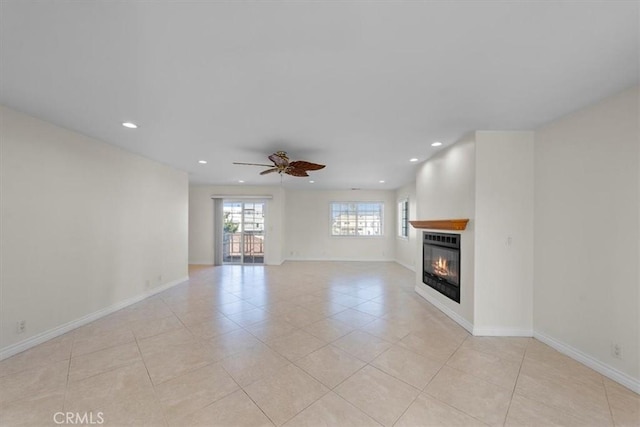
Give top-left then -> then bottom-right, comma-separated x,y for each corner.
309,180 -> 315,183
198,160 -> 207,164
431,141 -> 442,147
238,180 -> 245,183
122,122 -> 138,129
409,158 -> 419,162
379,180 -> 385,183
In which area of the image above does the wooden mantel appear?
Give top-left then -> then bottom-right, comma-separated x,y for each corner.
409,219 -> 469,231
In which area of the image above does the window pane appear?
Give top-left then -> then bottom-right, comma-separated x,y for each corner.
398,199 -> 409,238
331,202 -> 383,236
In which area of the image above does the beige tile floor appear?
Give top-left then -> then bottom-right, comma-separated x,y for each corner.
1,262 -> 638,426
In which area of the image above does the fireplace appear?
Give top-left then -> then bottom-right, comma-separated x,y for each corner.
423,232 -> 460,303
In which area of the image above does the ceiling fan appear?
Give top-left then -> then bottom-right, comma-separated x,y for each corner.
233,151 -> 326,177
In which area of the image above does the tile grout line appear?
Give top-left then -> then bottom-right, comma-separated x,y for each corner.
601,373 -> 617,426
449,336 -> 507,420
501,337 -> 532,426
64,354 -> 143,386
61,343 -> 73,413
233,367 -> 283,427
6,263 -> 628,426
132,334 -> 171,427
390,332 -> 471,426
213,363 -> 273,424
277,386 -> 333,426
135,317 -> 248,425
507,338 -> 617,424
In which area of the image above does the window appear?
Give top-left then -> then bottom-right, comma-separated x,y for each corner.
330,202 -> 383,236
398,199 -> 409,238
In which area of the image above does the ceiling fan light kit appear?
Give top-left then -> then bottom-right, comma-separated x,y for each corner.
234,151 -> 325,178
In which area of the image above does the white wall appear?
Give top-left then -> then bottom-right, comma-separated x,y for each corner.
534,86 -> 639,385
189,187 -> 396,264
415,134 -> 476,328
284,190 -> 396,261
395,181 -> 417,271
474,131 -> 534,335
189,185 -> 286,265
188,186 -> 216,265
0,106 -> 189,353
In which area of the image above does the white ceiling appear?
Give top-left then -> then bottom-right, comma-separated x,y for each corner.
1,1 -> 638,190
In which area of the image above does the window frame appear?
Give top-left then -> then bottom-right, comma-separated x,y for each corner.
329,201 -> 385,237
397,198 -> 409,239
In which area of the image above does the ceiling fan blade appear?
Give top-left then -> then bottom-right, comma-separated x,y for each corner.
260,168 -> 279,175
289,160 -> 325,171
233,162 -> 274,167
235,152 -> 324,178
285,167 -> 309,177
268,152 -> 289,167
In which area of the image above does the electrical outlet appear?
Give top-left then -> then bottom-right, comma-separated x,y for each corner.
16,320 -> 26,334
611,343 -> 623,359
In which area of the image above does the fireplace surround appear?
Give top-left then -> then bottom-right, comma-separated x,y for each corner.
423,231 -> 461,303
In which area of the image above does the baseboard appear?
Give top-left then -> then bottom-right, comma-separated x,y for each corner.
0,276 -> 189,361
285,257 -> 396,262
534,330 -> 640,394
414,286 -> 639,393
473,327 -> 532,337
414,284 -> 474,334
394,260 -> 416,272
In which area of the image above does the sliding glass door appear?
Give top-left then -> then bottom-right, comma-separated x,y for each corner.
222,201 -> 265,264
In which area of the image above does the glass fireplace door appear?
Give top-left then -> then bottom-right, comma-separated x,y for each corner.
422,232 -> 461,303
423,245 -> 460,286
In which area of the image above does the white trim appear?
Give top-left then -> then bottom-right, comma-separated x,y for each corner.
414,283 -> 638,393
414,285 -> 474,334
329,201 -> 385,238
397,198 -> 409,238
473,327 -> 532,337
285,257 -> 395,263
395,260 -> 416,272
210,195 -> 273,199
0,276 -> 188,361
534,330 -> 640,394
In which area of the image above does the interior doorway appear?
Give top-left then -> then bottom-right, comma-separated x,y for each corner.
222,201 -> 265,264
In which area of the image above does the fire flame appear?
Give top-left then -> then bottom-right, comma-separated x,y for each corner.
433,256 -> 450,277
